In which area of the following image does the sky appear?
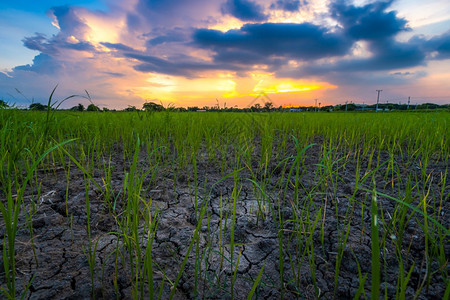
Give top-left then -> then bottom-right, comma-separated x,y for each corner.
0,0 -> 449,109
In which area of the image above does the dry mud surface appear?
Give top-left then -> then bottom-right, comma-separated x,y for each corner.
1,142 -> 448,299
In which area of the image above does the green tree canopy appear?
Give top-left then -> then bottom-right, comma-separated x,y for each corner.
143,101 -> 164,112
70,103 -> 84,111
29,103 -> 48,111
86,104 -> 100,111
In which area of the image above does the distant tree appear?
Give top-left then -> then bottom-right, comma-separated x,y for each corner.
418,103 -> 439,109
29,103 -> 48,111
250,103 -> 261,112
143,101 -> 164,112
124,105 -> 138,112
264,101 -> 274,112
337,103 -> 356,111
70,103 -> 84,111
86,104 -> 100,111
346,103 -> 357,111
322,105 -> 334,112
187,106 -> 199,111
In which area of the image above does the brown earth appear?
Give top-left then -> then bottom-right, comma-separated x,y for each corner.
0,141 -> 448,299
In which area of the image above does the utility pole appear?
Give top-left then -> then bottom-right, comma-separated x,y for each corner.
315,99 -> 318,112
345,101 -> 348,112
407,96 -> 410,110
376,89 -> 382,112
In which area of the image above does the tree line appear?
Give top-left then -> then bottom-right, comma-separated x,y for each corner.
0,99 -> 448,112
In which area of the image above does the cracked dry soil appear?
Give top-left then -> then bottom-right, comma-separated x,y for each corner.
1,142 -> 448,299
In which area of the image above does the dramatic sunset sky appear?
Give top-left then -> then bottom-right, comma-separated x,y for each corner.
1,0 -> 449,109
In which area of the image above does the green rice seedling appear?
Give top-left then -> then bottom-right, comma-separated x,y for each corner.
65,161 -> 71,217
79,174 -> 100,298
168,168 -> 243,299
363,190 -> 448,237
231,247 -> 243,297
390,177 -> 417,245
25,203 -> 39,268
304,207 -> 323,298
247,264 -> 265,300
351,249 -> 368,300
229,167 -> 243,299
333,216 -> 352,296
142,201 -> 159,299
370,179 -> 381,300
193,153 -> 199,221
394,247 -> 415,300
121,137 -> 158,298
169,193 -> 209,299
0,139 -> 75,299
41,85 -> 81,141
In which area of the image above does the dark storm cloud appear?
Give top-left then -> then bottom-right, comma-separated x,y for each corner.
125,53 -> 243,77
212,49 -> 283,66
283,38 -> 425,79
126,13 -> 142,31
90,0 -> 429,78
22,33 -> 58,55
23,33 -> 95,55
148,35 -> 184,46
63,41 -> 95,51
138,0 -> 188,11
271,0 -> 426,81
146,28 -> 187,46
101,71 -> 126,77
364,40 -> 426,70
324,41 -> 425,72
100,42 -> 137,52
21,5 -> 96,57
270,0 -> 303,12
330,0 -> 409,41
425,31 -> 450,59
49,6 -> 91,38
193,22 -> 351,63
14,53 -> 62,74
131,0 -> 218,28
221,0 -> 268,21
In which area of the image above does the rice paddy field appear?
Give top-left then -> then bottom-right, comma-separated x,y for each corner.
0,108 -> 449,299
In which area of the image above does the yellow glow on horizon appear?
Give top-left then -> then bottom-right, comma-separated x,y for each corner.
136,74 -> 238,103
254,81 -> 325,94
115,70 -> 338,108
250,72 -> 337,95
